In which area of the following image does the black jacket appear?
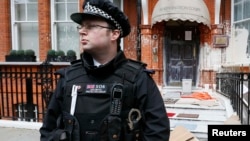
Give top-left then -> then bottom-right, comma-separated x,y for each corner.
40,51 -> 170,141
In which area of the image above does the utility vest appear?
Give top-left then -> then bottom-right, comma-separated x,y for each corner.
58,59 -> 147,141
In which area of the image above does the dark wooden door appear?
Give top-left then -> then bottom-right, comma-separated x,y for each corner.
165,26 -> 199,86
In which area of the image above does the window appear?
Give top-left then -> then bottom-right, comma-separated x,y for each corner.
112,0 -> 122,9
234,0 -> 250,21
233,0 -> 250,57
11,0 -> 39,57
51,0 -> 79,58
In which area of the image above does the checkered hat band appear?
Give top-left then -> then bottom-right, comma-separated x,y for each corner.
84,2 -> 123,36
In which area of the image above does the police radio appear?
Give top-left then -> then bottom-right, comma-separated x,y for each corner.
110,84 -> 123,116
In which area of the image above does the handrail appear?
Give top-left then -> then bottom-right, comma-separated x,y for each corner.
216,72 -> 250,124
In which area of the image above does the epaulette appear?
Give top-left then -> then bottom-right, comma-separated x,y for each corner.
114,59 -> 147,83
54,59 -> 82,77
127,59 -> 154,74
144,69 -> 155,74
127,59 -> 147,69
70,59 -> 82,65
54,68 -> 66,76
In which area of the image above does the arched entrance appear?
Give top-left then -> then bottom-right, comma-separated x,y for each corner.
164,21 -> 200,86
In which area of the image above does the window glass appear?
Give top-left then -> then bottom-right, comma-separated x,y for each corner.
113,0 -> 121,8
27,3 -> 38,21
243,1 -> 250,19
55,3 -> 66,21
56,23 -> 79,53
67,0 -> 77,2
235,0 -> 242,2
234,4 -> 242,21
68,3 -> 78,19
234,0 -> 250,58
12,0 -> 39,57
15,4 -> 26,21
18,23 -> 39,52
52,0 -> 79,58
29,0 -> 38,2
55,0 -> 65,2
235,21 -> 250,57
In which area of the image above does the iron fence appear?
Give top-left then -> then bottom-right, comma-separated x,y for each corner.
0,61 -> 68,122
1,62 -> 249,125
216,72 -> 250,124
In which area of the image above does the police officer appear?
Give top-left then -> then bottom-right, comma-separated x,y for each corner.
39,0 -> 170,141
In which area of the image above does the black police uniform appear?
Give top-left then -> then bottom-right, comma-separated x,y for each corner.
40,51 -> 170,141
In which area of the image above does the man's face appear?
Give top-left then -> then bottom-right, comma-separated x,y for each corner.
78,17 -> 115,54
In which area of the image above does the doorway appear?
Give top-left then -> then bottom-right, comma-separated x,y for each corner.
164,22 -> 200,86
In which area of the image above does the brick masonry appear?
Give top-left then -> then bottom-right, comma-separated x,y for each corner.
0,0 -> 232,86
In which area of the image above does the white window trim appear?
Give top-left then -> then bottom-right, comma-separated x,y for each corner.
51,0 -> 57,50
10,0 -> 38,51
142,0 -> 148,25
120,0 -> 124,50
215,0 -> 221,24
231,0 -> 234,25
232,0 -> 250,24
50,0 -> 80,51
10,0 -> 18,50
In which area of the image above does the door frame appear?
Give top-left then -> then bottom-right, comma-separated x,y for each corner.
163,21 -> 200,86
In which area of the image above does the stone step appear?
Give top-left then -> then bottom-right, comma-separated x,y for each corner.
161,86 -> 213,99
164,98 -> 226,110
170,120 -> 209,133
170,119 -> 224,140
165,103 -> 225,110
167,111 -> 227,122
169,118 -> 226,127
167,110 -> 227,140
167,108 -> 227,139
166,107 -> 226,116
161,87 -> 234,141
162,86 -> 203,90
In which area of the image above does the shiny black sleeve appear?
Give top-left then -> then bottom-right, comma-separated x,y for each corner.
39,76 -> 65,141
136,72 -> 170,141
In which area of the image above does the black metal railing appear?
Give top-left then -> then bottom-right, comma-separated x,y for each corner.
0,62 -> 68,122
216,72 -> 250,124
1,62 -> 249,125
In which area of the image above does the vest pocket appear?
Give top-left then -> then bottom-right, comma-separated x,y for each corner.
62,112 -> 81,141
75,113 -> 107,141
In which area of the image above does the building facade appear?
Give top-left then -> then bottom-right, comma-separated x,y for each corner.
0,0 -> 249,88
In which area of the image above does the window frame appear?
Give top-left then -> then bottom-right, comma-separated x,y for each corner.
233,0 -> 250,23
50,0 -> 80,52
10,0 -> 39,53
232,0 -> 250,58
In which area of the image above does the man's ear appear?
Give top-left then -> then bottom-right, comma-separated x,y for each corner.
111,30 -> 120,41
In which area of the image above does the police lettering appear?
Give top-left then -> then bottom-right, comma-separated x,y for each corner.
95,85 -> 105,89
212,129 -> 246,136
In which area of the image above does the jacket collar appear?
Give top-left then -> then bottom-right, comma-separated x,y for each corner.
81,50 -> 127,76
